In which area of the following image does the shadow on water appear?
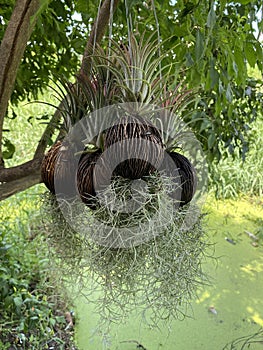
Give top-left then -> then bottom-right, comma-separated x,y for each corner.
75,196 -> 263,350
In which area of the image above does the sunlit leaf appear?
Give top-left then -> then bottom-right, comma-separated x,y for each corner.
2,138 -> 16,159
244,42 -> 257,67
226,83 -> 233,102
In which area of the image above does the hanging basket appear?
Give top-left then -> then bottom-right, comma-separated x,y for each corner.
41,140 -> 78,198
167,151 -> 197,207
76,150 -> 103,209
41,141 -> 62,194
104,114 -> 164,179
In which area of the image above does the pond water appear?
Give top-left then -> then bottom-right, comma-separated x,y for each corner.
75,196 -> 263,350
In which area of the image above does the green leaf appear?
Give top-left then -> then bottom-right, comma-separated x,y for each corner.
126,0 -> 143,10
226,83 -> 233,102
227,52 -> 235,77
190,68 -> 201,85
232,0 -> 252,4
2,138 -> 16,159
173,23 -> 189,37
208,132 -> 216,149
185,52 -> 194,67
30,0 -> 51,25
209,60 -> 219,88
233,47 -> 245,83
207,3 -> 216,28
30,316 -> 39,321
215,98 -> 222,116
244,42 -> 257,67
195,30 -> 204,61
4,295 -> 13,307
49,317 -> 56,326
219,0 -> 227,8
200,119 -> 212,133
218,80 -> 224,94
13,296 -> 23,308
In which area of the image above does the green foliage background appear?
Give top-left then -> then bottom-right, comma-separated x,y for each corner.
1,0 -> 262,162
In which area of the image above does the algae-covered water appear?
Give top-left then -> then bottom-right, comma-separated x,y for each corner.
75,196 -> 263,350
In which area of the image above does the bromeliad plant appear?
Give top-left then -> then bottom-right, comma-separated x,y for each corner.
41,60 -> 118,198
41,33 -> 197,209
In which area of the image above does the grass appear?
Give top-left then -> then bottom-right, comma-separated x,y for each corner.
0,189 -> 76,349
209,116 -> 263,198
1,95 -> 77,349
3,90 -> 57,166
208,65 -> 263,198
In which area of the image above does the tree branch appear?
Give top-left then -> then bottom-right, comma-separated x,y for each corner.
0,0 -> 41,165
33,108 -> 62,159
0,172 -> 41,201
0,158 -> 42,183
34,0 -> 121,159
80,0 -> 119,76
35,0 -> 120,160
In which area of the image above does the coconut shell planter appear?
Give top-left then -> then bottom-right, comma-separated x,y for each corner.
76,150 -> 102,209
41,140 -> 78,198
104,114 -> 165,179
40,142 -> 76,196
165,151 -> 197,207
41,114 -> 197,215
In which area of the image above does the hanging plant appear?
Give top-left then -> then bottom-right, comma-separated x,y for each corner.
41,32 -> 208,337
166,151 -> 197,206
40,79 -> 87,198
76,150 -> 102,209
104,114 -> 164,179
41,60 -> 117,198
41,140 -> 62,194
41,33 -> 201,216
43,181 -> 208,330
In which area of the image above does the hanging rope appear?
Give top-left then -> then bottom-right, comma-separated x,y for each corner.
80,0 -> 119,76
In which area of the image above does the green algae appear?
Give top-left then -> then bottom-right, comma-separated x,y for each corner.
75,195 -> 263,350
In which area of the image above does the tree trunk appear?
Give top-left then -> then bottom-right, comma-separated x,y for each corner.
0,0 -> 41,166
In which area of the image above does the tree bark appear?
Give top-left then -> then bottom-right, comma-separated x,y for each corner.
33,107 -> 62,159
0,0 -> 41,166
0,157 -> 42,200
0,158 -> 42,183
0,172 -> 41,201
80,0 -> 119,76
